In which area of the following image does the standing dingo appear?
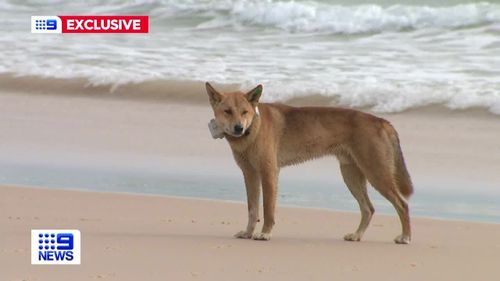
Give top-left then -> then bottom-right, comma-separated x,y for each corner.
206,82 -> 413,244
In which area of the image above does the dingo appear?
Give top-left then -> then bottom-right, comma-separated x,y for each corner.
205,82 -> 413,244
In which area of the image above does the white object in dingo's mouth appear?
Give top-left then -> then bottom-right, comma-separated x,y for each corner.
208,119 -> 225,139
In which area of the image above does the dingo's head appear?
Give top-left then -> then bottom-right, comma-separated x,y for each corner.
205,82 -> 262,138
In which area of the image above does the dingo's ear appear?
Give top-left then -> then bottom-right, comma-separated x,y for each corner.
206,82 -> 223,107
245,84 -> 263,106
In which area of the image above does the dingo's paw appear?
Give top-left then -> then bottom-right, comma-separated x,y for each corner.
394,234 -> 411,244
252,232 -> 271,241
234,230 -> 253,239
343,233 -> 362,242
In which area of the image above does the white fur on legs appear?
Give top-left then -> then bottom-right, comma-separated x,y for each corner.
394,234 -> 411,244
344,232 -> 362,242
252,232 -> 271,241
235,210 -> 259,239
234,230 -> 253,239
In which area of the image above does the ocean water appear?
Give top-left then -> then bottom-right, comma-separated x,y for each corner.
1,162 -> 500,223
1,0 -> 499,113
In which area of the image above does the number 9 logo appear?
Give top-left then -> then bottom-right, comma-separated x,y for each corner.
46,19 -> 57,30
56,233 -> 74,250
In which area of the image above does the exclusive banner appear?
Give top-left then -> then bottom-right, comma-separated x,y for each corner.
31,15 -> 149,33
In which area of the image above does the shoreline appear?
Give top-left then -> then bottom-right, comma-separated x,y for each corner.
7,183 -> 500,226
4,183 -> 500,225
1,73 -> 499,117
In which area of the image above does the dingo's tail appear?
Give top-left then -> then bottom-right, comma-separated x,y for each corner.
387,124 -> 414,199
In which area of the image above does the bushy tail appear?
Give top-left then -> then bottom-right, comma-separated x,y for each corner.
387,124 -> 414,198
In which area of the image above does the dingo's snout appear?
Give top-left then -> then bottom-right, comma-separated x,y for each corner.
234,123 -> 244,135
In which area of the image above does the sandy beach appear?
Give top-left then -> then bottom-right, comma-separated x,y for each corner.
0,84 -> 499,280
1,185 -> 500,281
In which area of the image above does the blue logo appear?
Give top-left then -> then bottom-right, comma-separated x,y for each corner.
35,19 -> 57,30
37,232 -> 74,261
32,229 -> 80,265
31,16 -> 62,33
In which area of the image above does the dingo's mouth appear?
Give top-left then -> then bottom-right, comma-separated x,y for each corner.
228,130 -> 245,138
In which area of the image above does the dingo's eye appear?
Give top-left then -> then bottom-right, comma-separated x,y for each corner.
242,110 -> 248,115
224,109 -> 232,115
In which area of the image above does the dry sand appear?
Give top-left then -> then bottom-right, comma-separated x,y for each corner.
1,88 -> 500,280
1,185 -> 500,281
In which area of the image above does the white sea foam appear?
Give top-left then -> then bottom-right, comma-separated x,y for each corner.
200,1 -> 500,34
0,0 -> 499,113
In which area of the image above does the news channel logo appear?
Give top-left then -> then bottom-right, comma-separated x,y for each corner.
31,16 -> 62,33
31,229 -> 81,265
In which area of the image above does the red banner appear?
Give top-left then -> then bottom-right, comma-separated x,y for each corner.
59,15 -> 148,33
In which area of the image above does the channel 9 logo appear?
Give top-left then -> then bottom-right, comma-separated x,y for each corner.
31,16 -> 62,33
34,19 -> 57,30
31,229 -> 81,265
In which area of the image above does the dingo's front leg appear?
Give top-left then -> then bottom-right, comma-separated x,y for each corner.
253,163 -> 278,241
234,165 -> 261,239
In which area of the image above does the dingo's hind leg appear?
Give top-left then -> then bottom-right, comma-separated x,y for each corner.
384,189 -> 411,244
363,166 -> 411,244
352,136 -> 411,244
339,159 -> 374,242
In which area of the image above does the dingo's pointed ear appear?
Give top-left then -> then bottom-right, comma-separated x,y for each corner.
245,84 -> 263,106
206,82 -> 223,107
